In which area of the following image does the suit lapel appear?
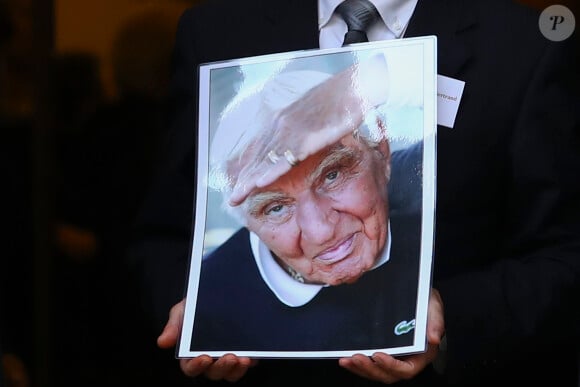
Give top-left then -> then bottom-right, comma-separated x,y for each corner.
405,0 -> 476,78
260,0 -> 320,50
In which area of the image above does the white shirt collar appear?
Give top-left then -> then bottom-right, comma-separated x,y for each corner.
318,0 -> 418,42
250,223 -> 392,307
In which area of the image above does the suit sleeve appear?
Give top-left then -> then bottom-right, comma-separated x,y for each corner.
126,8 -> 200,332
435,33 -> 580,381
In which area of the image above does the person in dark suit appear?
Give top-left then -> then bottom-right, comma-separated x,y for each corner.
128,0 -> 580,386
186,62 -> 426,354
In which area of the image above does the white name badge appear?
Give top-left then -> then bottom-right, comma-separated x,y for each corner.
437,75 -> 465,128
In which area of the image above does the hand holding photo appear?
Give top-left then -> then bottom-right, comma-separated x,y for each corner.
179,36 -> 437,359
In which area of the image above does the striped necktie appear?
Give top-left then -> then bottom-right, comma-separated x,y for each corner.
335,0 -> 381,45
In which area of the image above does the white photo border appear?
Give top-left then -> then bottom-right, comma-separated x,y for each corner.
179,36 -> 437,359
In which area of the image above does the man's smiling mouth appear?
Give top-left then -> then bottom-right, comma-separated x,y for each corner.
314,234 -> 356,263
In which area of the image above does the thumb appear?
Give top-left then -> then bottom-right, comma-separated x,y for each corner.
157,299 -> 185,349
427,288 -> 445,345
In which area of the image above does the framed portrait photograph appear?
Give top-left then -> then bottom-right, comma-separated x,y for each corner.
178,36 -> 437,359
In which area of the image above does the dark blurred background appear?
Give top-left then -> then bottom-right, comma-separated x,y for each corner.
1,0 -> 199,386
0,0 -> 578,386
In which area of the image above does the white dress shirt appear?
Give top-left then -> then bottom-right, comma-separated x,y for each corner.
318,0 -> 419,48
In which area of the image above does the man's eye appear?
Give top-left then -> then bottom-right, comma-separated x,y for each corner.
325,170 -> 339,182
265,204 -> 284,215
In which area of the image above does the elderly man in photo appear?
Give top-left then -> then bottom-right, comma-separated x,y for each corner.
187,55 -> 427,354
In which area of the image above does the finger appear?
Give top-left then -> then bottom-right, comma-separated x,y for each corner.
180,355 -> 213,378
339,354 -> 399,384
255,160 -> 292,188
427,289 -> 445,344
222,357 -> 256,382
229,173 -> 261,207
227,158 -> 269,206
229,177 -> 258,207
424,342 -> 440,363
204,353 -> 243,381
374,343 -> 439,381
371,352 -> 417,380
229,160 -> 291,206
157,299 -> 185,349
338,354 -> 376,378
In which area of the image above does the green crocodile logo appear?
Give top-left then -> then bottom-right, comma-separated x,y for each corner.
394,319 -> 416,336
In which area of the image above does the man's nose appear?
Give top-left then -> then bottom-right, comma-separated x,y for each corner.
295,193 -> 339,246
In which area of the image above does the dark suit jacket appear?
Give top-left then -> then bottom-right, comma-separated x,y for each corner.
128,0 -> 580,385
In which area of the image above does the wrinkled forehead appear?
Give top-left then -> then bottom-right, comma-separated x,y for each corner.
244,135 -> 378,197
